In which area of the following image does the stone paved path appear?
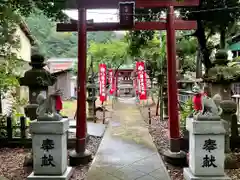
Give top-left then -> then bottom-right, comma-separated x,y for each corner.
69,121 -> 107,137
86,98 -> 171,180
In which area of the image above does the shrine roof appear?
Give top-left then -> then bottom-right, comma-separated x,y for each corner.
47,58 -> 76,73
47,58 -> 77,62
51,68 -> 72,75
228,42 -> 240,51
118,64 -> 134,70
19,18 -> 36,45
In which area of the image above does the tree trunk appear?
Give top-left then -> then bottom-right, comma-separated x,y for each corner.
220,28 -> 226,49
196,47 -> 202,78
159,84 -> 163,120
149,75 -> 156,104
195,19 -> 212,73
0,93 -> 2,114
155,90 -> 160,116
155,75 -> 161,116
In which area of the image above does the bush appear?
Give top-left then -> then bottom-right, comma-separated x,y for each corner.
180,99 -> 194,132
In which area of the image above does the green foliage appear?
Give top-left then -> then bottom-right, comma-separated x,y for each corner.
177,32 -> 197,73
3,0 -> 67,21
177,35 -> 198,56
204,65 -> 240,83
125,9 -> 162,57
136,31 -> 196,80
181,0 -> 240,32
24,9 -> 117,58
0,3 -> 25,95
204,49 -> 240,82
138,32 -> 166,84
126,1 -> 240,71
87,40 -> 129,72
180,99 -> 194,131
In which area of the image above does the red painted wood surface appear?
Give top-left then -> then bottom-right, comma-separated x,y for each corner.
76,8 -> 87,153
57,20 -> 197,32
136,0 -> 199,8
64,0 -> 199,9
166,6 -> 180,141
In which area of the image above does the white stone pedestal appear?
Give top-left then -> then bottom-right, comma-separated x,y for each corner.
183,117 -> 231,180
27,118 -> 73,180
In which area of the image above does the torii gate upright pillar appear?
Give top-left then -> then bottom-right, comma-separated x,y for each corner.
163,6 -> 186,165
69,7 -> 92,166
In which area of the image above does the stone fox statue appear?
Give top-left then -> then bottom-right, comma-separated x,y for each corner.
199,93 -> 222,117
192,84 -> 222,118
36,91 -> 62,120
36,93 -> 55,116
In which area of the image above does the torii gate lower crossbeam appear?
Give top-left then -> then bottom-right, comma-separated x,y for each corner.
57,21 -> 197,31
57,6 -> 197,166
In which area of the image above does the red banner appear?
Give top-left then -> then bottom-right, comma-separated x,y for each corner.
99,64 -> 107,102
136,61 -> 147,100
108,69 -> 115,95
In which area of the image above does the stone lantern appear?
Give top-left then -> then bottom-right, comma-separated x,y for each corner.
204,50 -> 240,100
19,54 -> 56,120
86,76 -> 97,122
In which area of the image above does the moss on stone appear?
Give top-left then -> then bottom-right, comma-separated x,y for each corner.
204,65 -> 240,83
204,50 -> 240,83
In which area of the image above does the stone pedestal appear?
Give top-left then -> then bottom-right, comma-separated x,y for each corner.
87,97 -> 97,122
220,100 -> 238,169
27,118 -> 73,180
184,117 -> 230,180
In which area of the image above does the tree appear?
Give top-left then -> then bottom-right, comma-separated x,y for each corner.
133,31 -> 166,116
1,0 -> 68,115
127,1 -> 240,72
24,8 -> 117,58
0,3 -> 26,114
181,0 -> 240,71
5,1 -> 66,21
88,39 -> 129,71
176,32 -> 198,73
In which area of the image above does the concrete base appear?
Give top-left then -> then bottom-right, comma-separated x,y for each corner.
163,149 -> 186,166
184,168 -> 231,180
69,149 -> 92,166
27,167 -> 73,180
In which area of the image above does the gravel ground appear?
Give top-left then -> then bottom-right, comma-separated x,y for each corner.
0,136 -> 102,180
148,113 -> 240,180
69,136 -> 102,180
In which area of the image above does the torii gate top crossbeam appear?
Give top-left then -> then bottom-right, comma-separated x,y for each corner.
65,0 -> 199,9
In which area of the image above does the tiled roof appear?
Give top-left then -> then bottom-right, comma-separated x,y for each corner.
19,19 -> 36,45
119,64 -> 134,69
47,58 -> 76,73
52,63 -> 72,72
47,58 -> 77,62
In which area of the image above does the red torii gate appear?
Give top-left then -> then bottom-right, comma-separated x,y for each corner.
58,0 -> 199,166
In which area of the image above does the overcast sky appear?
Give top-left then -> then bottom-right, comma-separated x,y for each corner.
64,9 -> 119,22
64,9 -> 126,33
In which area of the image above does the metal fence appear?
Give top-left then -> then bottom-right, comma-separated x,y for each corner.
0,116 -> 76,148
